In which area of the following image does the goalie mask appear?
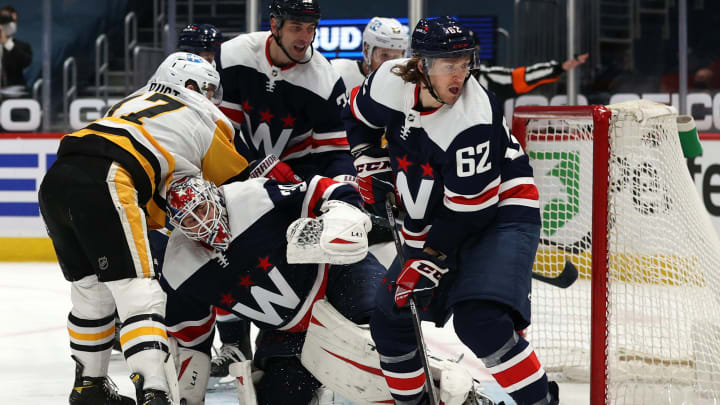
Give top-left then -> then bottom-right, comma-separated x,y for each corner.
166,176 -> 231,251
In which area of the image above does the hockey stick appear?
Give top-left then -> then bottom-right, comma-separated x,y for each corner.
531,258 -> 579,289
369,212 -> 578,289
384,193 -> 438,405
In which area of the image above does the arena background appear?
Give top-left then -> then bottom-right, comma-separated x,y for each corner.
0,0 -> 719,260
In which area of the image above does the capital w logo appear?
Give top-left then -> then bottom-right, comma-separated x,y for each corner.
231,267 -> 300,326
245,112 -> 293,158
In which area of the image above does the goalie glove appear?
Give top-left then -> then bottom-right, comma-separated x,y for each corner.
286,200 -> 372,265
395,252 -> 449,308
249,154 -> 302,183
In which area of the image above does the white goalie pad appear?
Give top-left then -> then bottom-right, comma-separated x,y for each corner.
301,300 -> 476,405
175,347 -> 210,405
287,200 -> 371,265
228,360 -> 259,405
301,300 -> 393,404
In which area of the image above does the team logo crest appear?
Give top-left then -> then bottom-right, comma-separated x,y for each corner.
98,256 -> 109,270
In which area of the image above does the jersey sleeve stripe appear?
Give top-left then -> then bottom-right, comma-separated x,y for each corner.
349,86 -> 382,130
166,311 -> 216,347
279,264 -> 329,332
302,176 -> 344,218
281,136 -> 350,160
313,130 -> 348,141
219,103 -> 244,127
511,66 -> 560,94
400,224 -> 430,248
498,177 -> 535,193
444,179 -> 500,212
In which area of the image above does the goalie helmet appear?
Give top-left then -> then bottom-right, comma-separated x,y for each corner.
269,0 -> 321,27
362,17 -> 408,68
151,52 -> 223,104
178,23 -> 223,55
166,176 -> 231,251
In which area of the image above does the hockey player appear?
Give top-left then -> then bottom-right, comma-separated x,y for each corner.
160,174 -> 386,405
217,0 -> 353,181
331,17 -> 409,92
177,23 -> 223,65
343,16 -> 559,405
212,0 -> 365,380
38,52 -> 249,405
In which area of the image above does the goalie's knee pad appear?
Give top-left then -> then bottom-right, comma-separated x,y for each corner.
287,200 -> 371,265
175,346 -> 210,405
301,299 -> 394,404
303,300 -> 480,405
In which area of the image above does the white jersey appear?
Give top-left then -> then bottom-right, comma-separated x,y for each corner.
60,81 -> 249,227
330,58 -> 366,96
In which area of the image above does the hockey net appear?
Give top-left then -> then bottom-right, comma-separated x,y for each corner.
511,100 -> 720,405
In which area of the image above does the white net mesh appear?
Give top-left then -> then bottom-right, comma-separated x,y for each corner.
518,100 -> 720,404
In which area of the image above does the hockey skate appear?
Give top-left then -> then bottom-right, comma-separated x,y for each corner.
208,342 -> 247,391
68,355 -> 134,405
548,381 -> 560,405
130,372 -> 172,405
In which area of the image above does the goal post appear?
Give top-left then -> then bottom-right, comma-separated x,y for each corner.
511,100 -> 720,405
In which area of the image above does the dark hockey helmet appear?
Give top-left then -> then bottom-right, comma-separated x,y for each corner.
178,23 -> 223,54
269,0 -> 321,26
410,16 -> 475,59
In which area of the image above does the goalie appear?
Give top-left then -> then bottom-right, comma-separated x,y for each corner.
158,173 -> 386,404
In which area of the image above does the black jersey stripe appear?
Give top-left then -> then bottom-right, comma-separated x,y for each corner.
123,341 -> 169,359
86,123 -> 163,194
67,312 -> 116,328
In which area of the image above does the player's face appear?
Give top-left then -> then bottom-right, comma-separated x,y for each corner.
425,56 -> 472,105
277,20 -> 317,61
370,47 -> 405,72
180,201 -> 216,237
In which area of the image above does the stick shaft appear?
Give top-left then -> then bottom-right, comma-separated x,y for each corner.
384,194 -> 437,405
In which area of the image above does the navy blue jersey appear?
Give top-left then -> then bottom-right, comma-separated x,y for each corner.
343,59 -> 540,258
217,31 -> 354,180
160,176 -> 362,332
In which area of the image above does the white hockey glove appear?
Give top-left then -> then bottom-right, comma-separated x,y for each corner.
286,200 -> 371,265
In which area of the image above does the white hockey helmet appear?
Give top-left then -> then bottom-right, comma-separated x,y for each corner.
362,17 -> 409,68
152,52 -> 223,104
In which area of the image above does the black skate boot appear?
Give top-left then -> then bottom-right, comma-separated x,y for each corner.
68,355 -> 134,405
548,380 -> 560,405
130,372 -> 172,405
210,342 -> 246,378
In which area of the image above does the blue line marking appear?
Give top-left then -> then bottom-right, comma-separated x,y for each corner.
0,154 -> 38,168
0,179 -> 36,191
0,202 -> 40,216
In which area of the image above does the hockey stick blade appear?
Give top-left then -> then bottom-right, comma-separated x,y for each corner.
531,259 -> 579,288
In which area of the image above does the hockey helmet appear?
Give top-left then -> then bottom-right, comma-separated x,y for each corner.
178,23 -> 223,55
166,176 -> 232,251
269,0 -> 321,27
151,52 -> 223,104
411,16 -> 475,60
362,17 -> 408,68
